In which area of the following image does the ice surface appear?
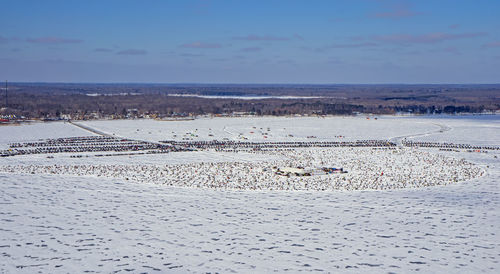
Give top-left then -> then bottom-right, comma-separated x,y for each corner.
0,150 -> 280,166
0,115 -> 499,273
0,121 -> 95,149
404,115 -> 500,145
0,147 -> 483,191
0,154 -> 498,273
79,116 -> 437,143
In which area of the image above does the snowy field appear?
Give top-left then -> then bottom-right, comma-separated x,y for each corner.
79,116 -> 437,143
0,121 -> 94,150
405,115 -> 500,146
0,115 -> 499,272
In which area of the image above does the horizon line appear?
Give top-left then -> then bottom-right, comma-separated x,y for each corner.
6,81 -> 500,86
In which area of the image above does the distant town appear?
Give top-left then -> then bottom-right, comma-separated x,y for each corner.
1,83 -> 499,122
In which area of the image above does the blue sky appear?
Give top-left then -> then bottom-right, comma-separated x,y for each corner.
1,0 -> 499,83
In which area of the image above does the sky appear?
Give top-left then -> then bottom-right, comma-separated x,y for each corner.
1,0 -> 499,83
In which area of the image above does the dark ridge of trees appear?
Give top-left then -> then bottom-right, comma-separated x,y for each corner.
1,83 -> 499,119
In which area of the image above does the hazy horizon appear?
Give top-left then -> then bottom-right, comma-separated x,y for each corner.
6,82 -> 500,86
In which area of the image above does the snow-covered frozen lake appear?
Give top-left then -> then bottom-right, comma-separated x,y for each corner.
79,116 -> 438,143
0,115 -> 499,272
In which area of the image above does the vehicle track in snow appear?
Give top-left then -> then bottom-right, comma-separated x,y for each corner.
389,122 -> 452,146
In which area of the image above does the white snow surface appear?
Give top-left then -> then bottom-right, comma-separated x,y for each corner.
0,115 -> 499,273
404,115 -> 500,145
0,121 -> 95,149
79,116 -> 437,143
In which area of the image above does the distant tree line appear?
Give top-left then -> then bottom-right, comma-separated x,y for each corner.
1,83 -> 498,119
